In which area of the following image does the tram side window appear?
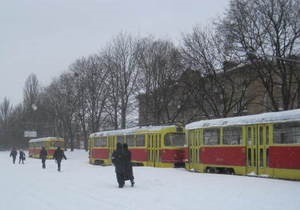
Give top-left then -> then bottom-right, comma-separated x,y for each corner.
136,135 -> 145,146
274,122 -> 300,144
117,136 -> 124,143
204,128 -> 220,145
53,141 -> 64,147
36,142 -> 43,148
187,131 -> 193,146
94,137 -> 107,147
126,135 -> 135,146
188,131 -> 197,146
223,127 -> 243,145
165,133 -> 185,146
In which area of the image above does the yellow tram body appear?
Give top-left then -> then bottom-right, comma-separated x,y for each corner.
28,137 -> 65,159
89,125 -> 187,168
186,109 -> 300,180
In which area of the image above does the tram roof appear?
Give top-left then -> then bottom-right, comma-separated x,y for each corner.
90,125 -> 177,137
185,109 -> 300,130
28,137 -> 64,143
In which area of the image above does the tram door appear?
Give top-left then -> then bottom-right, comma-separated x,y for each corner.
88,138 -> 93,159
147,134 -> 160,167
246,125 -> 271,176
257,125 -> 271,176
246,126 -> 257,174
108,136 -> 116,164
188,130 -> 202,171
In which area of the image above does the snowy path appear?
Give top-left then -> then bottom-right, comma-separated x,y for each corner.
1,150 -> 300,210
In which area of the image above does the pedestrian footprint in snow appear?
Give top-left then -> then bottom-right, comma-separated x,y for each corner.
19,149 -> 26,164
9,147 -> 17,164
53,147 -> 67,171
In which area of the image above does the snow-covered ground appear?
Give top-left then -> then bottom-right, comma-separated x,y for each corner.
1,150 -> 300,210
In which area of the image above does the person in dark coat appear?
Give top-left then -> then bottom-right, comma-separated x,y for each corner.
53,147 -> 67,171
111,142 -> 125,188
10,147 -> 17,164
19,149 -> 26,164
123,143 -> 135,187
39,147 -> 48,169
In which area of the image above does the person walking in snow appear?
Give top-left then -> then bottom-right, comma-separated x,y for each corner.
19,149 -> 26,164
53,147 -> 67,171
111,142 -> 126,188
123,143 -> 135,187
9,147 -> 17,164
39,147 -> 48,169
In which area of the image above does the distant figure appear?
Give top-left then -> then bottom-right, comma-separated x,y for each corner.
123,143 -> 135,187
111,142 -> 125,188
53,147 -> 67,171
39,147 -> 48,169
9,147 -> 17,164
19,149 -> 26,164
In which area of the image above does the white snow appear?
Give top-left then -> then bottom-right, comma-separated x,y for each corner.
28,137 -> 63,143
1,150 -> 300,210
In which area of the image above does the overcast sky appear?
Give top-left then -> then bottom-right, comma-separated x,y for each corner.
0,0 -> 229,105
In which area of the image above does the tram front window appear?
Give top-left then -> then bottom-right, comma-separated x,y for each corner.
165,133 -> 185,146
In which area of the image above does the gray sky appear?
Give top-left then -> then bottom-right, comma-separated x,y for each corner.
0,0 -> 229,105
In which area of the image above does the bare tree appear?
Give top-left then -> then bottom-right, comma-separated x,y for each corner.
0,97 -> 13,147
22,74 -> 42,136
46,73 -> 78,151
136,37 -> 184,124
219,0 -> 300,111
70,55 -> 110,150
181,26 -> 255,118
23,73 -> 40,110
0,97 -> 13,127
104,33 -> 140,129
102,51 -> 121,129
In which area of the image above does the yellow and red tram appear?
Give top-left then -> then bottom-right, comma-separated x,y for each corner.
28,137 -> 65,159
88,125 -> 187,167
185,109 -> 300,180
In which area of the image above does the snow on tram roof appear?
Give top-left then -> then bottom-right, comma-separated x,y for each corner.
90,125 -> 177,137
28,137 -> 63,143
186,109 -> 300,130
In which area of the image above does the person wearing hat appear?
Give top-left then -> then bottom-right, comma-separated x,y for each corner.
39,147 -> 48,169
18,149 -> 26,164
9,147 -> 17,164
53,147 -> 67,171
111,142 -> 126,188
